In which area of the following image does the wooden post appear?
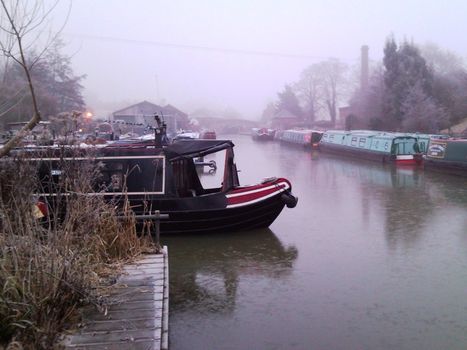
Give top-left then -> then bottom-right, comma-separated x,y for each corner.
154,210 -> 161,251
116,212 -> 169,253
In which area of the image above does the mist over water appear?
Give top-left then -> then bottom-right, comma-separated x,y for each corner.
163,135 -> 467,350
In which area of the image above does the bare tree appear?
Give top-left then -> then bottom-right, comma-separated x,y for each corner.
295,66 -> 322,126
318,59 -> 348,126
0,0 -> 64,157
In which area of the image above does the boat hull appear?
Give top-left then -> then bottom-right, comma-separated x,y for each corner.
253,134 -> 275,141
121,178 -> 296,234
252,128 -> 275,141
157,192 -> 288,234
423,139 -> 467,176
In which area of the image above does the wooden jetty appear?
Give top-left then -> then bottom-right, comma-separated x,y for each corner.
63,248 -> 169,350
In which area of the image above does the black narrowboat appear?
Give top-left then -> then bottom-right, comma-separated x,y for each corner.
20,117 -> 297,234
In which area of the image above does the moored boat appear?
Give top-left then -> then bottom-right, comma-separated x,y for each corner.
404,133 -> 448,154
279,129 -> 323,149
252,128 -> 275,141
424,138 -> 467,176
199,130 -> 217,139
173,130 -> 199,141
14,116 -> 297,234
319,130 -> 423,165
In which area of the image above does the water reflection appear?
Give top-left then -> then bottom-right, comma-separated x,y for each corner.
310,155 -> 434,249
423,171 -> 467,206
163,229 -> 298,314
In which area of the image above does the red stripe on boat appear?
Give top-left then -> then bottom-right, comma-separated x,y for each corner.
228,178 -> 290,195
227,186 -> 283,205
225,178 -> 291,207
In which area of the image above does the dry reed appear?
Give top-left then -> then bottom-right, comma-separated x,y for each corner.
0,151 -> 151,349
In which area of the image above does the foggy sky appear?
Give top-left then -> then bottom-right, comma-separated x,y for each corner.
50,0 -> 467,119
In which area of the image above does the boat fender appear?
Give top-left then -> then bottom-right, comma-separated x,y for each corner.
262,176 -> 277,184
281,192 -> 298,208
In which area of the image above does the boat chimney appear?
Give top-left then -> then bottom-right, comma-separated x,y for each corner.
154,114 -> 168,147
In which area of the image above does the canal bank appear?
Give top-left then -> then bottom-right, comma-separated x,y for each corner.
63,248 -> 169,350
165,134 -> 467,350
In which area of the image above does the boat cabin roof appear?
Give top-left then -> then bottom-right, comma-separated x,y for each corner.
324,130 -> 417,141
165,139 -> 234,161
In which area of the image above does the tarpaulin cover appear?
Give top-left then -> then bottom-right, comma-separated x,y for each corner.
165,139 -> 234,161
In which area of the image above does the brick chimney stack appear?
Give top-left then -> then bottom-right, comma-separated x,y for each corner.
361,45 -> 369,92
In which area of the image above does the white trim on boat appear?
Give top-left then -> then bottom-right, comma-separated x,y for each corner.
226,187 -> 287,208
226,181 -> 290,199
35,191 -> 165,197
26,155 -> 165,161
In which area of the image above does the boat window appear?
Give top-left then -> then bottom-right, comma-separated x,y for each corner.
358,138 -> 366,147
351,137 -> 357,146
197,149 -> 226,192
100,161 -> 124,192
329,134 -> 335,141
172,158 -> 203,197
392,138 -> 418,155
126,157 -> 165,193
311,132 -> 321,143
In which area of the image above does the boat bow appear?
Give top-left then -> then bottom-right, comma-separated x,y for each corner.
226,178 -> 297,209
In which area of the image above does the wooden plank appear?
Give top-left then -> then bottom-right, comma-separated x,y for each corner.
161,246 -> 169,350
63,249 -> 168,350
75,318 -> 160,332
65,341 -> 159,350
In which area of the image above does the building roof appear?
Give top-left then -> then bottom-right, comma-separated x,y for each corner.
272,109 -> 301,120
163,104 -> 188,118
113,101 -> 163,117
113,101 -> 189,121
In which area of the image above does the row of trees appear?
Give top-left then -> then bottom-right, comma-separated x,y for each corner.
351,38 -> 467,133
262,58 -> 349,127
264,38 -> 467,134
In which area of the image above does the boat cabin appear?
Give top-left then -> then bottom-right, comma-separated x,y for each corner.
320,130 -> 422,164
28,139 -> 239,202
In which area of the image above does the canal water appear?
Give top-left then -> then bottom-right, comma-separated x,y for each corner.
162,135 -> 467,350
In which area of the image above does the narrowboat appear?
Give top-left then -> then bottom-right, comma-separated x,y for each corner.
404,133 -> 449,154
279,129 -> 323,149
251,128 -> 275,141
15,116 -> 298,234
424,138 -> 467,176
199,130 -> 217,139
173,130 -> 199,141
319,130 -> 423,165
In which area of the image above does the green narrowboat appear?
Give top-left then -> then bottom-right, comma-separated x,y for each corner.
424,138 -> 467,176
319,130 -> 423,165
404,133 -> 449,154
